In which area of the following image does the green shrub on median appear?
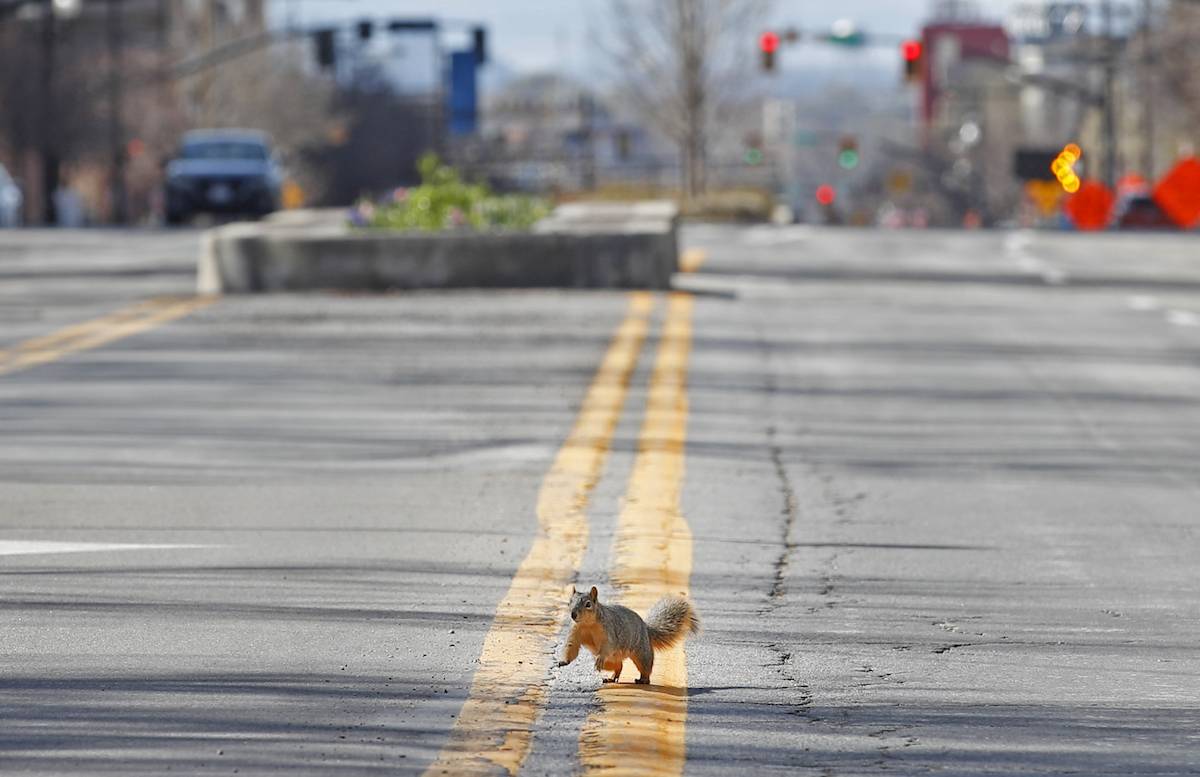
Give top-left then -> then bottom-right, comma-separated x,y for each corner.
353,154 -> 551,232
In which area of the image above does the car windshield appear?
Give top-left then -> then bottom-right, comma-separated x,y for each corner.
180,141 -> 268,161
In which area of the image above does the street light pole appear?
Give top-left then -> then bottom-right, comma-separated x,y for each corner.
39,0 -> 58,224
107,0 -> 126,224
1139,0 -> 1154,178
1100,0 -> 1118,189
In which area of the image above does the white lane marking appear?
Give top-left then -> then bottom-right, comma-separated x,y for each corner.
1042,268 -> 1068,286
1004,230 -> 1068,286
1004,230 -> 1033,252
1016,255 -> 1040,272
742,225 -> 813,245
1021,256 -> 1067,286
1128,295 -> 1160,312
1166,310 -> 1200,327
0,540 -> 207,557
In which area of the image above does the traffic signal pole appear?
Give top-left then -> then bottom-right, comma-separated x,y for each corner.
1100,0 -> 1117,190
107,0 -> 127,224
1139,0 -> 1154,179
39,0 -> 57,224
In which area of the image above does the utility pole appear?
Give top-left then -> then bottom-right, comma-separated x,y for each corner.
1139,0 -> 1154,178
198,0 -> 218,125
39,0 -> 58,224
1100,0 -> 1118,188
434,27 -> 445,157
156,0 -> 167,49
107,0 -> 126,224
579,93 -> 596,191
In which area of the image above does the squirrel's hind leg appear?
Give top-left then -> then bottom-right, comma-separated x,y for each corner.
601,656 -> 624,683
632,649 -> 653,684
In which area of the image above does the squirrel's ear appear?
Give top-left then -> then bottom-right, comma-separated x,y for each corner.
589,586 -> 598,601
570,585 -> 576,595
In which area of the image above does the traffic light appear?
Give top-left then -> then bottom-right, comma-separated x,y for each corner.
815,184 -> 836,206
759,31 -> 779,72
1051,143 -> 1082,193
743,131 -> 764,165
473,26 -> 487,65
386,19 -> 438,32
314,28 -> 337,69
901,39 -> 923,82
357,20 -> 374,41
837,135 -> 859,170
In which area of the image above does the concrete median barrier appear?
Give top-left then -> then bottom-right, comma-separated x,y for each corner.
197,203 -> 678,294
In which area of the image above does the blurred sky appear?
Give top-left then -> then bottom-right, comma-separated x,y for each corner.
275,0 -> 1016,80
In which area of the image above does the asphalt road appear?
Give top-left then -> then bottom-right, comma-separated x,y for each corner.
2,225 -> 1198,775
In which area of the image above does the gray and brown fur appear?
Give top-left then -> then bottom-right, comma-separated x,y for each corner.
557,585 -> 700,684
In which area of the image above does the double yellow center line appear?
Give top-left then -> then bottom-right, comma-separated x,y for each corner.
0,296 -> 214,377
430,292 -> 696,776
579,293 -> 694,776
7,287 -> 698,774
7,287 -> 698,773
426,293 -> 655,775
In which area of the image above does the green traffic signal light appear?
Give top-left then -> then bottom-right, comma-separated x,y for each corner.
838,149 -> 859,170
744,148 -> 764,166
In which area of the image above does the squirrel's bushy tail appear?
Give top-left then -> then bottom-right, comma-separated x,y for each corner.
645,596 -> 700,650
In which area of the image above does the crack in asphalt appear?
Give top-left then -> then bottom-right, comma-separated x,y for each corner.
754,324 -> 814,732
766,426 -> 799,605
752,317 -> 928,772
932,643 -> 975,655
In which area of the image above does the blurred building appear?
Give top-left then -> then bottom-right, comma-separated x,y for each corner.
1008,1 -> 1094,146
0,0 -> 268,224
917,1 -> 1021,224
1111,0 -> 1197,184
456,73 -> 663,192
1005,1 -> 1200,190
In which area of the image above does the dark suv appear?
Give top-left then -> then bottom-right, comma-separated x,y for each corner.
164,130 -> 282,224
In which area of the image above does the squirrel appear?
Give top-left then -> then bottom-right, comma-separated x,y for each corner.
556,585 -> 700,684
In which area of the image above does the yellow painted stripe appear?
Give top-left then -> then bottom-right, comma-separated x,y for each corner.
0,296 -> 215,377
425,292 -> 655,776
679,248 -> 707,274
579,292 -> 695,777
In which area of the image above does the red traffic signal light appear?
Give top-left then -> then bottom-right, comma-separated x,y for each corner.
759,31 -> 779,72
815,184 -> 836,206
901,39 -> 923,81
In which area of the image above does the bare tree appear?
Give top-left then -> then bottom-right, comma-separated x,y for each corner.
0,17 -> 108,222
1157,2 -> 1200,132
175,44 -> 342,203
601,0 -> 770,197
